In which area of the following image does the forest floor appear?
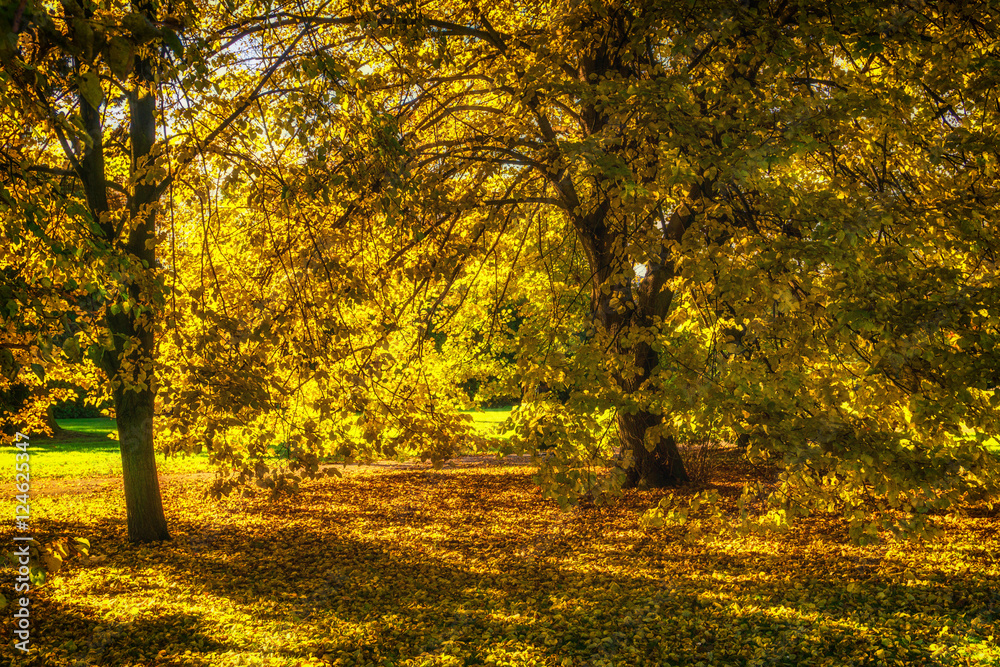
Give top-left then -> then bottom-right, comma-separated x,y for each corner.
1,424 -> 998,667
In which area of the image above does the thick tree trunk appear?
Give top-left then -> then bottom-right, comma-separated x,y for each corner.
113,383 -> 170,542
613,325 -> 689,488
617,409 -> 688,488
583,251 -> 690,487
572,194 -> 701,489
571,221 -> 691,488
99,285 -> 171,543
103,269 -> 170,542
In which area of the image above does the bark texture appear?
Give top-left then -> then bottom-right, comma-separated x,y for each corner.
571,192 -> 695,488
114,383 -> 169,541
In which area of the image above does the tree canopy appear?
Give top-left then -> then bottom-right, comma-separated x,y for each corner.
2,0 -> 999,542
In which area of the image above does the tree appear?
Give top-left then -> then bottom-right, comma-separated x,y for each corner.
223,0 -> 1000,528
0,0 -> 316,540
5,0 -> 998,540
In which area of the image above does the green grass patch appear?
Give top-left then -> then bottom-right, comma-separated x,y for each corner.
2,411 -> 517,482
58,417 -> 118,436
465,406 -> 515,446
0,419 -> 213,481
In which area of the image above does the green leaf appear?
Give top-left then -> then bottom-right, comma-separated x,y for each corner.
29,567 -> 45,586
121,12 -> 161,44
62,336 -> 82,362
78,71 -> 104,109
0,347 -> 16,380
162,28 -> 184,58
106,36 -> 135,79
72,18 -> 95,57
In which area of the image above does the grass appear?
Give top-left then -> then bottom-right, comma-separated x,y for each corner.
54,418 -> 119,437
0,419 -> 212,481
466,407 -> 516,447
467,407 -> 515,431
1,411 -> 516,482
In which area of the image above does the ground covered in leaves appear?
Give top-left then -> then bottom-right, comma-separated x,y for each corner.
2,462 -> 998,667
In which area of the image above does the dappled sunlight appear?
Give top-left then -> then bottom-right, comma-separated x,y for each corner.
3,1 -> 1000,665
4,466 -> 997,666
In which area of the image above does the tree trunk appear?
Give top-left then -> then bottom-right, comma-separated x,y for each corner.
113,381 -> 170,542
571,192 -> 702,489
101,238 -> 170,542
613,322 -> 689,489
617,409 -> 688,488
99,275 -> 171,543
583,229 -> 690,488
539,22 -> 703,489
110,20 -> 170,543
44,404 -> 64,436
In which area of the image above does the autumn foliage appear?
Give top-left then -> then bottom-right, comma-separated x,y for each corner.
1,0 -> 1000,663
1,0 -> 998,542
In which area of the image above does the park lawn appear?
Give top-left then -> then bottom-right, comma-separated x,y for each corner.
2,453 -> 998,667
0,419 -> 213,481
467,406 -> 514,430
466,406 -> 515,443
1,411 -> 516,482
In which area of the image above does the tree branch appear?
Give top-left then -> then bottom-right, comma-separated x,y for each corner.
152,26 -> 312,201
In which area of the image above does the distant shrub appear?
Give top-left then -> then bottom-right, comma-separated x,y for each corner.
52,395 -> 109,419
